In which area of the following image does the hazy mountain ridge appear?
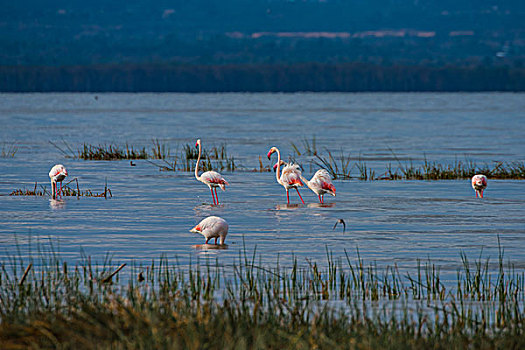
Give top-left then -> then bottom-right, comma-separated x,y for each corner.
1,0 -> 524,66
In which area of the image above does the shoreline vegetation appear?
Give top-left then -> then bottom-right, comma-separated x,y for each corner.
2,63 -> 525,92
0,243 -> 523,348
9,178 -> 112,198
49,139 -> 525,180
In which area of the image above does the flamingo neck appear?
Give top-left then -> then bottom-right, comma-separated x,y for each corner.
275,148 -> 282,184
300,175 -> 310,188
195,143 -> 201,180
51,180 -> 56,199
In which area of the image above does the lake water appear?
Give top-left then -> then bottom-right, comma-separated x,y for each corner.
0,93 -> 524,284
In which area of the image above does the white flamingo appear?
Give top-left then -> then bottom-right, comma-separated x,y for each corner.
274,161 -> 336,204
195,139 -> 229,205
267,147 -> 305,204
301,169 -> 336,204
190,216 -> 229,245
471,174 -> 488,198
49,164 -> 68,199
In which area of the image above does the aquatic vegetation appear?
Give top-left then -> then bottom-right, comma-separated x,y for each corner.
0,142 -> 18,158
78,143 -> 148,160
313,149 -> 353,180
150,138 -> 170,160
291,135 -> 318,156
0,242 -> 523,348
9,179 -> 112,198
313,149 -> 525,180
151,142 -> 235,172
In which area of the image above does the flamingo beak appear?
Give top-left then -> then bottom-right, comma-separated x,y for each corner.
190,225 -> 201,233
267,150 -> 272,160
273,163 -> 278,172
195,142 -> 198,148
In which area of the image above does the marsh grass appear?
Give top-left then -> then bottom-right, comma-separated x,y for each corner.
150,138 -> 170,160
151,142 -> 235,172
9,178 -> 112,198
0,239 -> 523,348
291,136 -> 317,156
78,143 -> 148,160
1,142 -> 18,158
313,149 -> 525,180
313,149 -> 353,179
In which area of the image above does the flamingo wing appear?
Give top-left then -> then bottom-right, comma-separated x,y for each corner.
280,164 -> 304,187
201,171 -> 229,189
49,164 -> 68,180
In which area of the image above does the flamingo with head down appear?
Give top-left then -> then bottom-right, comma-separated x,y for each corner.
49,164 -> 68,199
301,168 -> 336,204
471,174 -> 488,198
195,139 -> 229,205
190,216 -> 229,245
267,147 -> 305,205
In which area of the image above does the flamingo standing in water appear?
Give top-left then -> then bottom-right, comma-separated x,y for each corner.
300,169 -> 336,204
49,164 -> 68,199
267,147 -> 305,204
190,216 -> 229,245
195,139 -> 229,205
471,174 -> 488,198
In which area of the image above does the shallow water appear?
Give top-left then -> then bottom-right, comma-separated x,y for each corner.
0,93 -> 524,284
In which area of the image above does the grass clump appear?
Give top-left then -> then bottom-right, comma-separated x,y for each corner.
151,142 -> 235,172
9,179 -> 112,198
291,136 -> 318,156
0,240 -> 523,348
313,149 -> 525,180
1,142 -> 18,158
78,143 -> 147,160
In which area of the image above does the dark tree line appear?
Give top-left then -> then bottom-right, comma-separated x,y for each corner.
1,63 -> 524,92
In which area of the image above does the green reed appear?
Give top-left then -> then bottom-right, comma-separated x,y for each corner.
0,239 -> 523,348
9,178 -> 112,198
151,142 -> 235,172
313,149 -> 525,180
1,142 -> 18,158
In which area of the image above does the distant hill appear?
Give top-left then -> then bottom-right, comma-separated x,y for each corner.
1,0 -> 524,66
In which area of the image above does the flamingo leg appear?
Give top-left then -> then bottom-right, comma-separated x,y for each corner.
215,187 -> 219,205
205,237 -> 210,244
210,188 -> 216,205
295,188 -> 305,204
214,237 -> 218,245
286,190 -> 290,204
318,194 -> 322,204
59,182 -> 63,196
480,191 -> 483,199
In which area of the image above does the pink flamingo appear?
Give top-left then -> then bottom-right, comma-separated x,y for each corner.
301,169 -> 336,204
471,174 -> 488,198
267,147 -> 305,204
195,139 -> 229,205
190,216 -> 229,245
49,164 -> 68,199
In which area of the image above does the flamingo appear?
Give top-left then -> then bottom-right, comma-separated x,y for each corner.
301,169 -> 336,204
195,139 -> 229,205
267,147 -> 305,204
471,174 -> 488,198
49,164 -> 68,199
190,216 -> 229,245
273,161 -> 336,204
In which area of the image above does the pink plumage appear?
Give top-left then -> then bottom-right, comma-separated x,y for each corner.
194,139 -> 229,205
267,147 -> 305,204
49,164 -> 68,199
301,169 -> 336,204
471,174 -> 488,198
190,216 -> 229,245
